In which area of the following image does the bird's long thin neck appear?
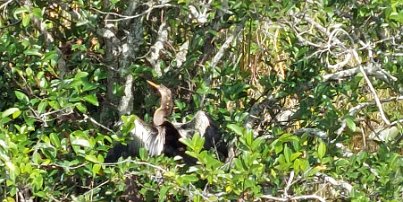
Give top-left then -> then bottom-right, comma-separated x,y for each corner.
146,81 -> 173,126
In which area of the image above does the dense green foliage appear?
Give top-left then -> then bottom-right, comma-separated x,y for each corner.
1,0 -> 402,201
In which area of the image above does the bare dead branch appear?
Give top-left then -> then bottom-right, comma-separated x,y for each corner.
211,24 -> 244,68
0,0 -> 13,10
174,41 -> 189,68
322,63 -> 397,82
188,0 -> 213,24
83,114 -> 115,133
148,22 -> 168,76
316,172 -> 353,194
351,50 -> 391,125
118,74 -> 134,115
284,171 -> 294,197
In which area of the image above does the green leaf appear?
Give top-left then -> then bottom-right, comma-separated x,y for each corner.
245,131 -> 253,147
85,154 -> 101,163
32,152 -> 42,164
139,148 -> 147,160
13,6 -> 29,19
49,133 -> 61,148
15,91 -> 29,103
274,143 -> 283,154
178,174 -> 199,184
317,141 -> 326,159
2,108 -> 21,119
5,161 -> 16,181
159,186 -> 169,202
345,117 -> 356,132
72,139 -> 90,147
75,102 -> 87,113
389,10 -> 403,23
294,159 -> 302,174
93,68 -> 107,81
22,14 -> 30,27
227,124 -> 244,136
24,49 -> 42,57
290,152 -> 302,161
189,133 -> 204,153
37,101 -> 48,114
32,7 -> 42,19
42,51 -> 59,64
307,166 -> 321,177
75,71 -> 89,79
92,164 -> 102,175
121,115 -> 137,134
83,94 -> 99,106
278,133 -> 299,142
284,144 -> 291,163
26,67 -> 33,76
32,175 -> 43,189
48,100 -> 60,110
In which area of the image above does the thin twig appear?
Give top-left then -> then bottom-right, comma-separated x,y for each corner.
284,171 -> 294,197
352,50 -> 391,125
82,180 -> 110,196
83,114 -> 115,133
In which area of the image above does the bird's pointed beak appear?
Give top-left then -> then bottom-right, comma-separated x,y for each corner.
147,80 -> 160,89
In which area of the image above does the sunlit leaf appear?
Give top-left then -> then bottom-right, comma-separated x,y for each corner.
345,117 -> 356,132
49,133 -> 61,148
92,164 -> 102,175
37,101 -> 48,114
83,94 -> 99,106
24,49 -> 42,57
318,141 -> 326,159
284,144 -> 291,163
227,124 -> 244,136
75,102 -> 87,113
14,91 -> 29,103
13,6 -> 29,19
75,71 -> 89,79
2,108 -> 21,119
85,154 -> 101,163
72,139 -> 90,147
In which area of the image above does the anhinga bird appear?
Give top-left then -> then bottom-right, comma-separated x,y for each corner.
106,81 -> 227,163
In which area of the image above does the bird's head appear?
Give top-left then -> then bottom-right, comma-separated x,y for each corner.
147,80 -> 173,126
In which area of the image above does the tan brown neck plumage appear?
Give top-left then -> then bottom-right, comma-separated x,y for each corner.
147,80 -> 173,126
